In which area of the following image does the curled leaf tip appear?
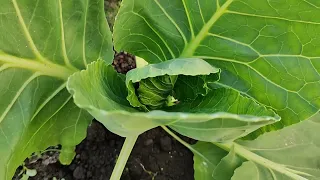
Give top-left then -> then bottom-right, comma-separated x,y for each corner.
59,146 -> 76,165
137,75 -> 178,110
125,58 -> 220,111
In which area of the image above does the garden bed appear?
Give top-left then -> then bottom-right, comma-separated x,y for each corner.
24,121 -> 194,180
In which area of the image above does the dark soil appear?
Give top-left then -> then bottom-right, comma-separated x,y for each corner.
22,120 -> 194,180
104,0 -> 121,30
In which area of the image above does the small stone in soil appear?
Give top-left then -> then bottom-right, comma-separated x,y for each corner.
160,136 -> 172,152
41,154 -> 58,166
86,171 -> 92,178
128,163 -> 143,179
153,145 -> 161,154
75,154 -> 80,159
144,139 -> 154,146
73,166 -> 86,179
69,164 -> 77,171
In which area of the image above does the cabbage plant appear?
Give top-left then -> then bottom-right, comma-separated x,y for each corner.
1,0 -> 320,180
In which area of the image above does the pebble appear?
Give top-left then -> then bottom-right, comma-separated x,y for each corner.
69,164 -> 76,171
144,139 -> 154,146
160,136 -> 172,152
73,166 -> 86,179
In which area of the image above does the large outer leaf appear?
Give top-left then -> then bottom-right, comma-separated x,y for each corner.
113,0 -> 320,137
67,60 -> 279,142
194,114 -> 320,180
0,0 -> 113,179
193,142 -> 227,180
168,87 -> 280,142
211,147 -> 243,180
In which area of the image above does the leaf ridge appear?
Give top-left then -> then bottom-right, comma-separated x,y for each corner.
0,127 -> 11,152
218,143 -> 311,180
268,167 -> 277,180
196,0 -> 206,24
27,0 -> 40,29
0,64 -> 10,72
154,0 -> 188,45
195,56 -> 318,110
130,11 -> 176,58
0,73 -> 40,124
11,0 -> 48,63
30,83 -> 67,122
245,143 -> 314,152
303,0 -> 319,8
58,0 -> 78,71
180,0 -> 234,57
19,95 -> 73,154
82,0 -> 89,67
208,33 -> 262,56
171,124 -> 267,131
181,0 -> 194,38
226,10 -> 320,25
5,96 -> 74,180
73,109 -> 83,144
129,33 -> 168,60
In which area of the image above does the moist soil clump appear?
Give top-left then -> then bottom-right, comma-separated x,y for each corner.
22,120 -> 194,180
113,52 -> 136,74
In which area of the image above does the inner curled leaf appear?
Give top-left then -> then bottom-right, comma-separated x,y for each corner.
137,75 -> 178,110
125,58 -> 220,111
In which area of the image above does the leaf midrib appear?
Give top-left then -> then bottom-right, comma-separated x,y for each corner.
0,52 -> 76,80
174,0 -> 319,118
10,0 -> 80,78
180,0 -> 234,57
215,142 -> 311,180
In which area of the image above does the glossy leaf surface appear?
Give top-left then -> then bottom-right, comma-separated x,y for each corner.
0,0 -> 113,179
194,114 -> 320,180
113,0 -> 320,137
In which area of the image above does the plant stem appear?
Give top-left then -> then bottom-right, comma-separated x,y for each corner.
214,142 -> 309,180
110,135 -> 138,180
161,126 -> 210,162
161,126 -> 192,149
